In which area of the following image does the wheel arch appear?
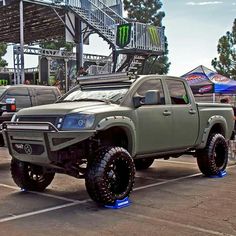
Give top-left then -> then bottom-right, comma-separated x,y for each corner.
197,115 -> 228,149
96,116 -> 136,156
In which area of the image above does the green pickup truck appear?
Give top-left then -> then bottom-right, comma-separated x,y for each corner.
2,73 -> 234,205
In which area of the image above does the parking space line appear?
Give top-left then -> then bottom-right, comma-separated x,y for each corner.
133,173 -> 202,191
0,165 -> 235,224
135,175 -> 167,181
134,164 -> 236,191
0,183 -> 18,191
0,183 -> 88,203
120,211 -> 235,236
0,202 -> 80,223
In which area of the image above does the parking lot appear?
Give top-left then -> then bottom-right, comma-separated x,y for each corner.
0,148 -> 236,236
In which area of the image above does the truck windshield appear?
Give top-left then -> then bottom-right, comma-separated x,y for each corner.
0,87 -> 7,97
59,86 -> 130,104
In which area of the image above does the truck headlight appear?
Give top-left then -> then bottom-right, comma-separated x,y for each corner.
62,114 -> 95,130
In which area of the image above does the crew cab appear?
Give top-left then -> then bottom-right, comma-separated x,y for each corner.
2,73 -> 234,205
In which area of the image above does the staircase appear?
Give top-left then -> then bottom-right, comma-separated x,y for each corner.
23,0 -> 165,74
66,0 -> 127,48
127,55 -> 146,73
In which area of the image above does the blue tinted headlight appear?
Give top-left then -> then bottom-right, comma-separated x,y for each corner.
62,114 -> 95,130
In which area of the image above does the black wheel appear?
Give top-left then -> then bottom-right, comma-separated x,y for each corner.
11,158 -> 55,191
196,133 -> 228,176
134,158 -> 154,170
85,147 -> 135,205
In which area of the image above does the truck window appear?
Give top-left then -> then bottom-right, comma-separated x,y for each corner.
35,88 -> 57,105
166,80 -> 189,105
136,79 -> 165,105
4,88 -> 31,109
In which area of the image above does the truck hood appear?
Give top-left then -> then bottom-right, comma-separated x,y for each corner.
16,101 -> 121,116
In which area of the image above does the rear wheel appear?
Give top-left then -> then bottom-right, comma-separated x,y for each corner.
134,158 -> 154,170
85,146 -> 135,205
11,158 -> 55,191
196,133 -> 228,176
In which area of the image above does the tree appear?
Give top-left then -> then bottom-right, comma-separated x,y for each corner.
212,19 -> 236,79
0,43 -> 8,67
123,0 -> 170,74
40,39 -> 74,51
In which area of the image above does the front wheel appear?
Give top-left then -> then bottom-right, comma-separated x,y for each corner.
11,158 -> 55,191
196,133 -> 228,176
85,147 -> 135,205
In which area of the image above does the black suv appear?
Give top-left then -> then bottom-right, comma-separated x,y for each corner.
0,85 -> 61,145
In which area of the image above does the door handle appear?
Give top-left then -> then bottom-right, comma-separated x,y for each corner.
189,109 -> 196,114
163,110 -> 172,116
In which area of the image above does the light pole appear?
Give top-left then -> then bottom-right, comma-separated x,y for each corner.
19,0 -> 25,84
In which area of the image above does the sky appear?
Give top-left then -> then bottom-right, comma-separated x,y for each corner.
162,0 -> 236,76
3,0 -> 236,76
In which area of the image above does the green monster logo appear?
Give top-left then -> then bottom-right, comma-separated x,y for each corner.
116,23 -> 132,48
147,26 -> 161,47
0,80 -> 8,86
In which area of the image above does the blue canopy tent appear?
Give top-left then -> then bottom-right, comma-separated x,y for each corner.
182,65 -> 236,95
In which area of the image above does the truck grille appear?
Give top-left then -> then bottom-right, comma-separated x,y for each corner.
18,116 -> 59,126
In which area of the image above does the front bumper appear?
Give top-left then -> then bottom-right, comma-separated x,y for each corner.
3,122 -> 96,165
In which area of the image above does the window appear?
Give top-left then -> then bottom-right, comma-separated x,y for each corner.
4,88 -> 31,109
136,79 -> 165,105
35,88 -> 57,105
166,80 -> 189,105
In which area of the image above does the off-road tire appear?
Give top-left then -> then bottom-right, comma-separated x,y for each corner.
11,158 -> 55,191
85,147 -> 135,205
134,158 -> 154,170
196,133 -> 228,176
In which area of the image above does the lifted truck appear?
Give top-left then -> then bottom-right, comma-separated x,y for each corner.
3,73 -> 234,205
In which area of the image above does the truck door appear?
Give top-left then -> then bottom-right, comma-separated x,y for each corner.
134,78 -> 173,154
165,79 -> 199,149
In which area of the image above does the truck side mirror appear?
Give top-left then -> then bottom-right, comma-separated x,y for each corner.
144,90 -> 161,105
6,98 -> 16,112
133,95 -> 143,108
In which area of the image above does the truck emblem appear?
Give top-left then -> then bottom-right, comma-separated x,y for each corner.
24,144 -> 32,155
116,23 -> 132,48
15,144 -> 24,149
147,26 -> 161,47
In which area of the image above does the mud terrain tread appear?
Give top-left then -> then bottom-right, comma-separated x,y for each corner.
11,158 -> 55,191
197,133 -> 228,176
85,147 -> 135,205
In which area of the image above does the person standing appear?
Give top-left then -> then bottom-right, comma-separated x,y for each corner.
220,97 -> 236,161
220,97 -> 236,134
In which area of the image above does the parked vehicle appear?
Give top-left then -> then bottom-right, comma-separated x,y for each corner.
2,73 -> 234,205
0,85 -> 61,146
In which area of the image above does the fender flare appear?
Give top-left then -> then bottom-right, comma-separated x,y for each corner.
197,115 -> 228,149
96,116 -> 136,156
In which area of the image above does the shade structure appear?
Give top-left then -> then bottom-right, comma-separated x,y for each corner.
182,65 -> 236,94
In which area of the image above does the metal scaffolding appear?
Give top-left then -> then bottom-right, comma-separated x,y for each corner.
0,0 -> 165,86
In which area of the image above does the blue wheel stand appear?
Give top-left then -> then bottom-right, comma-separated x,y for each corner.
209,170 -> 227,178
105,197 -> 131,209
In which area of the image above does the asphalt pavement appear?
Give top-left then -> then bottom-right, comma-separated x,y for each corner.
1,147 -> 236,236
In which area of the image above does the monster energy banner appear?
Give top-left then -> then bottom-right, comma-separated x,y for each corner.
116,23 -> 132,48
147,26 -> 161,47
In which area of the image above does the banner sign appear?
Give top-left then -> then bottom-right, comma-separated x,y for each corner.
147,26 -> 161,47
116,23 -> 132,48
